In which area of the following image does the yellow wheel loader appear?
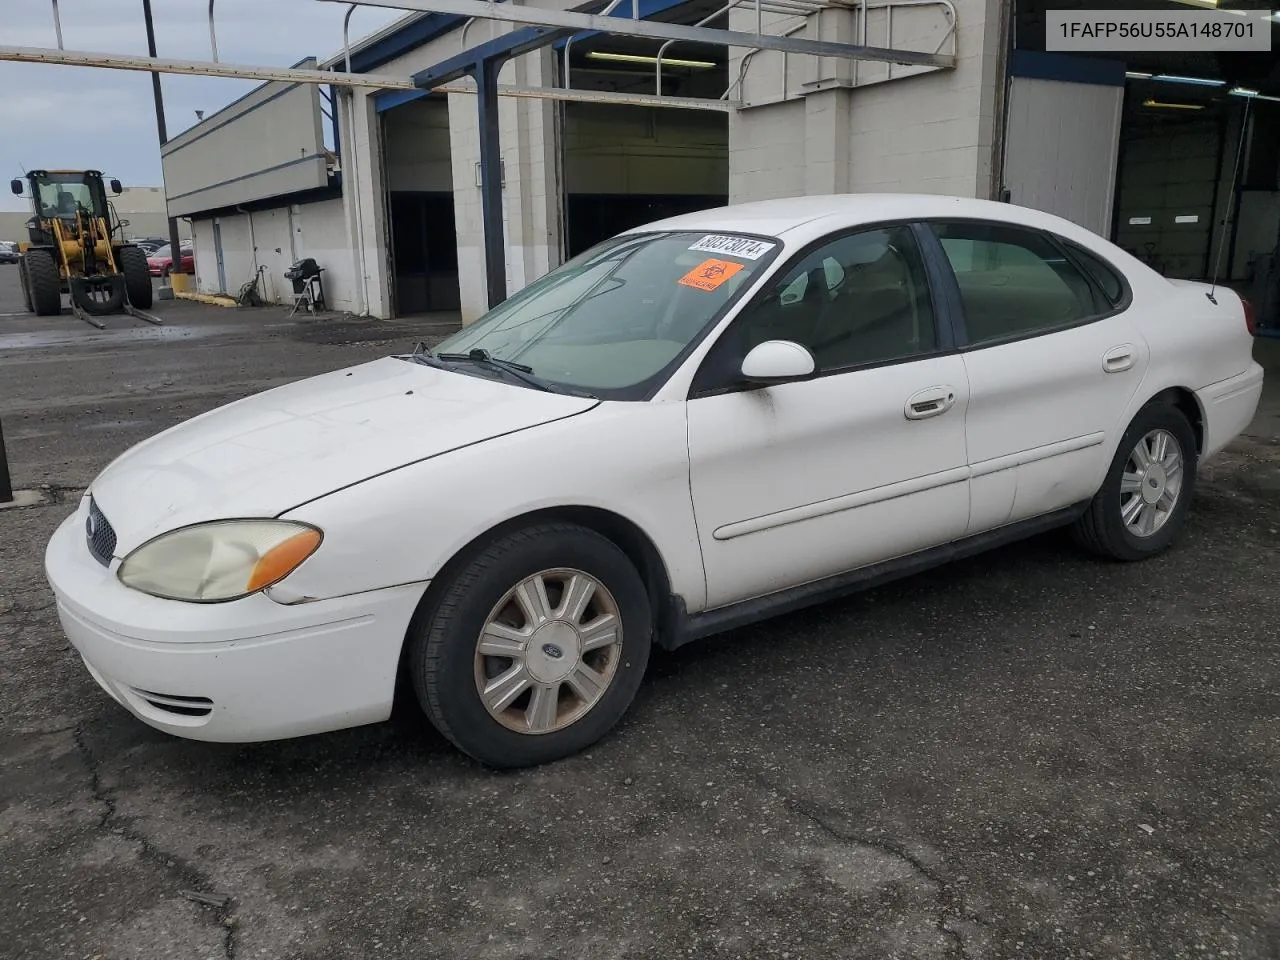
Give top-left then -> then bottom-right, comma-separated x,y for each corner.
10,170 -> 162,328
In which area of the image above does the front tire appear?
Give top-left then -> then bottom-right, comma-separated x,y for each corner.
117,246 -> 153,309
22,249 -> 62,317
1073,401 -> 1198,560
410,523 -> 652,768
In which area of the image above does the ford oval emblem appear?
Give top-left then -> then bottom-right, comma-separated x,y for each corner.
541,643 -> 564,660
85,512 -> 97,539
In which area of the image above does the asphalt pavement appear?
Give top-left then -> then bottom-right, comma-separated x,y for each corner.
2,264 -> 1279,960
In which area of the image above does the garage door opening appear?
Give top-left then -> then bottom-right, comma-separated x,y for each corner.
1006,1 -> 1279,327
383,95 -> 462,316
558,8 -> 730,256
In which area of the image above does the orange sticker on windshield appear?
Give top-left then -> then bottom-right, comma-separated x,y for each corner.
679,258 -> 744,292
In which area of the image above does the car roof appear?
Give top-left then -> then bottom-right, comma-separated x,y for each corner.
625,193 -> 1096,245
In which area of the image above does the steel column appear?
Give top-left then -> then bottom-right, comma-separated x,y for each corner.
475,57 -> 507,309
0,418 -> 12,505
142,0 -> 184,274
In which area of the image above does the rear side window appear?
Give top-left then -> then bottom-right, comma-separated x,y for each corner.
930,222 -> 1106,345
1062,239 -> 1126,307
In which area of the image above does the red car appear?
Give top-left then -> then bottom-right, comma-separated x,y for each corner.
147,242 -> 194,276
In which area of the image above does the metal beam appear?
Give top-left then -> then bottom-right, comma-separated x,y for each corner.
319,0 -> 955,68
434,79 -> 735,110
412,25 -> 571,86
0,45 -> 417,88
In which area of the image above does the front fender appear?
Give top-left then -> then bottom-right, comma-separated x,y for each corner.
274,401 -> 707,612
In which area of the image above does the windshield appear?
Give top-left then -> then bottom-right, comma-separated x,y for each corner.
431,231 -> 780,398
33,174 -> 105,220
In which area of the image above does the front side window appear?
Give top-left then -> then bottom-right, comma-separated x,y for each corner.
432,231 -> 778,397
732,225 -> 936,372
930,221 -> 1106,344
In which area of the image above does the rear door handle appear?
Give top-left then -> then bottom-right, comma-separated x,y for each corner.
1103,345 -> 1136,374
905,386 -> 957,420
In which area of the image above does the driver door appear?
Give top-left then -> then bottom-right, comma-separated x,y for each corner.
685,223 -> 972,610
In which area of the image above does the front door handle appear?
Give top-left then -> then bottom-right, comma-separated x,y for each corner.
905,386 -> 957,421
1103,345 -> 1136,374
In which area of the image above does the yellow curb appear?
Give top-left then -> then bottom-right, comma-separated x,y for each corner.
175,291 -> 239,308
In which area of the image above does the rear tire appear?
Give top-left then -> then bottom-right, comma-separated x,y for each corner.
1073,401 -> 1198,561
409,522 -> 652,768
22,249 -> 62,317
117,246 -> 153,309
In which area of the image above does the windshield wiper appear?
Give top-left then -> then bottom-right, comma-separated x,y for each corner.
407,341 -> 451,369
407,345 -> 594,398
438,348 -> 599,397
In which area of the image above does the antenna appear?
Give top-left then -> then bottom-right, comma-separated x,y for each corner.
1209,94 -> 1254,305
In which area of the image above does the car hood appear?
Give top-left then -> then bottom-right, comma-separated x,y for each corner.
90,356 -> 598,554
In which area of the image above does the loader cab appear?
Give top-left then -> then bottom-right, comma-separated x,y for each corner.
13,170 -> 121,244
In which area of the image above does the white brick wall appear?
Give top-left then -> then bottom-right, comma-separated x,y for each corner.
729,0 -> 1005,203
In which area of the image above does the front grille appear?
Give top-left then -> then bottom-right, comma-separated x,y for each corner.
85,496 -> 117,567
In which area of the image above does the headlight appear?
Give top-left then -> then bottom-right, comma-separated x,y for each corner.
118,520 -> 322,602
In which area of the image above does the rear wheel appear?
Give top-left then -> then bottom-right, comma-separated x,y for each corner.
410,523 -> 652,768
117,246 -> 153,309
1073,401 -> 1198,560
22,249 -> 62,317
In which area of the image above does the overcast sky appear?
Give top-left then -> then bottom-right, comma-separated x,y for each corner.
0,0 -> 401,210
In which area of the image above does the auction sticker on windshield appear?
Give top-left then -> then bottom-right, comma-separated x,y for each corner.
679,259 -> 745,291
688,235 -> 776,260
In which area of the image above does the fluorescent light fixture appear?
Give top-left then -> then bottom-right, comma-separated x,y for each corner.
1171,0 -> 1219,8
1152,74 -> 1226,87
1143,99 -> 1205,110
1230,87 -> 1280,102
1125,71 -> 1153,79
586,51 -> 716,68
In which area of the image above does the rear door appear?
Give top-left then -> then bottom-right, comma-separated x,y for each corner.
924,220 -> 1150,532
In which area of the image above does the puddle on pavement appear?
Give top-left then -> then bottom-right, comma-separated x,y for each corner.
0,324 -> 226,351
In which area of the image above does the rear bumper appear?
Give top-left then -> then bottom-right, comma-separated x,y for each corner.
1197,362 -> 1265,460
45,503 -> 427,742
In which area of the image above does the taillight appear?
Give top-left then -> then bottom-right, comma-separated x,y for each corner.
1242,297 -> 1257,336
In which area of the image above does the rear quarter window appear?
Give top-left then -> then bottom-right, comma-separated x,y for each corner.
1061,239 -> 1127,308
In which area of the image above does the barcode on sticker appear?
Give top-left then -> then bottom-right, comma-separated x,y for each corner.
688,235 -> 775,260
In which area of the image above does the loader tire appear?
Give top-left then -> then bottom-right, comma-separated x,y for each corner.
23,249 -> 62,317
117,246 -> 153,309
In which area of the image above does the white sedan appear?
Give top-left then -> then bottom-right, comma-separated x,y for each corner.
45,195 -> 1264,767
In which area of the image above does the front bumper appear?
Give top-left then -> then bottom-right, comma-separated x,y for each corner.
45,500 -> 428,742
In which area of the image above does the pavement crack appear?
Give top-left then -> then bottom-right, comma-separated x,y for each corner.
73,725 -> 240,949
783,796 -> 979,960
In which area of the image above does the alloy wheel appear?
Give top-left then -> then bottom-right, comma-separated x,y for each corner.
1120,428 -> 1184,538
473,568 -> 623,735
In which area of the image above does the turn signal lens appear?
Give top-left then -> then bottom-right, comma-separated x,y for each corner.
247,529 -> 323,593
118,520 -> 322,602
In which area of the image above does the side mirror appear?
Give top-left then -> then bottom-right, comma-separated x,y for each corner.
109,179 -> 123,194
740,340 -> 816,384
10,179 -> 22,196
